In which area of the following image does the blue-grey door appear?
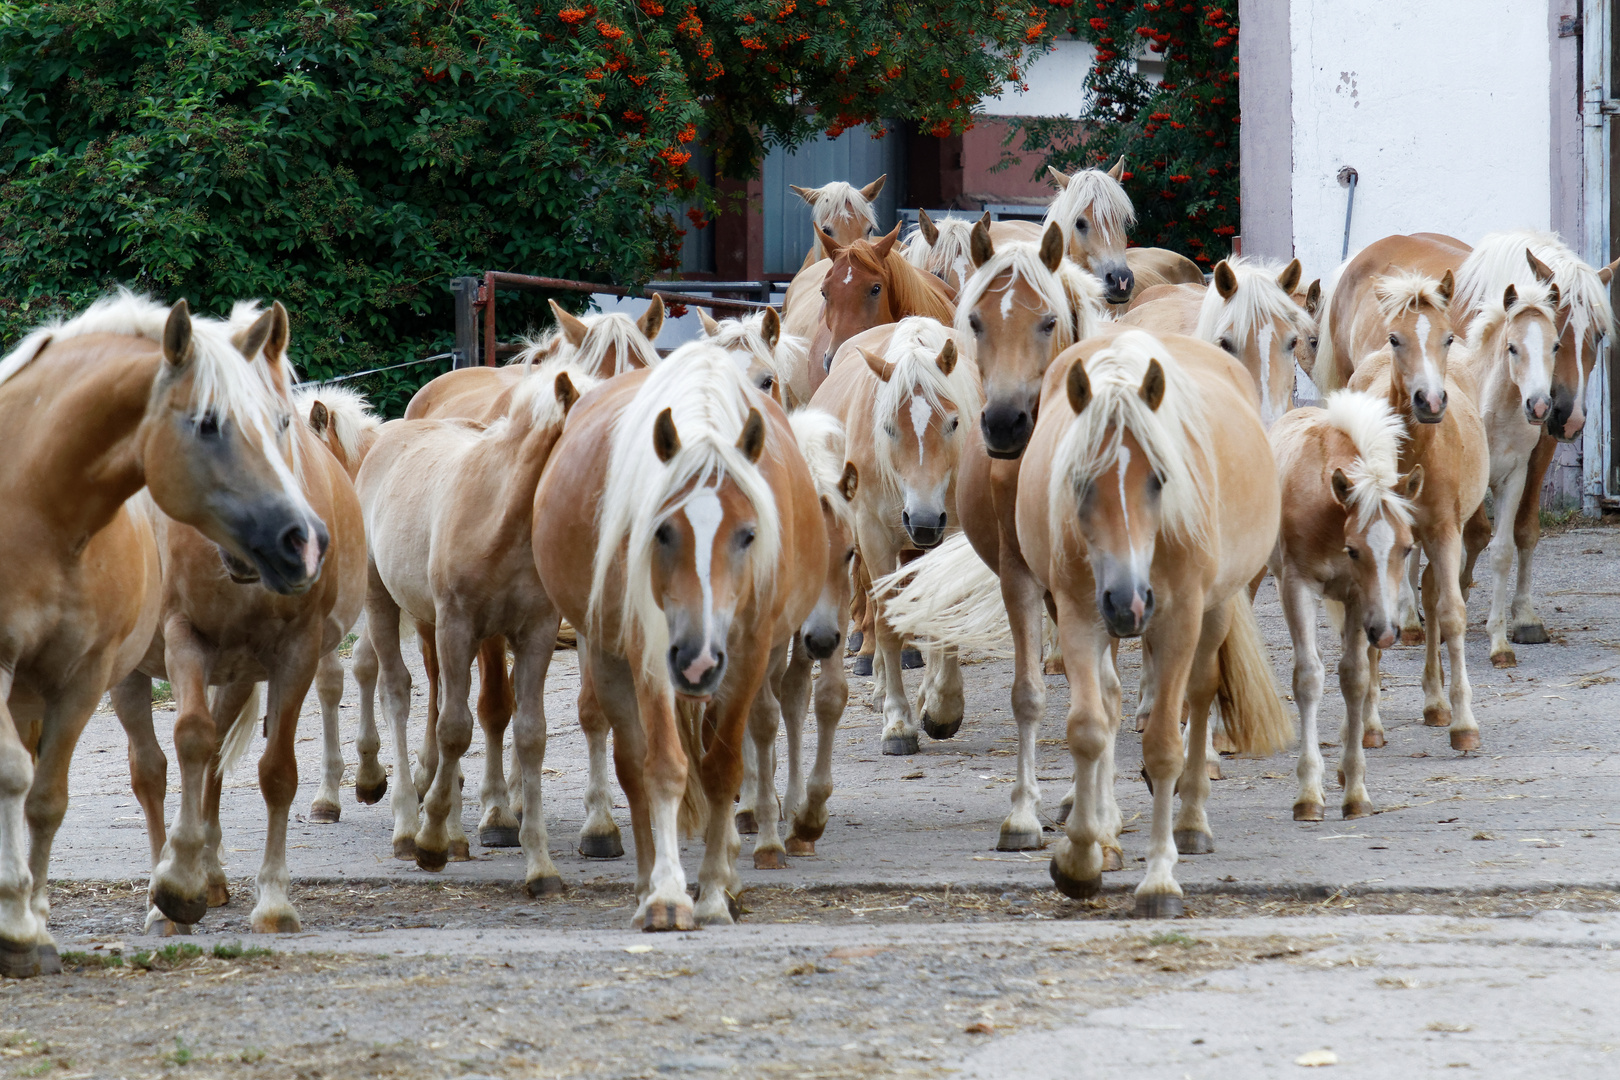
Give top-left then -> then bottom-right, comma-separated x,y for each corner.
761,126 -> 906,274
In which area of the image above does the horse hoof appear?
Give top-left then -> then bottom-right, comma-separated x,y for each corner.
449,839 -> 472,861
1490,649 -> 1516,669
900,647 -> 924,670
847,631 -> 864,654
35,944 -> 62,976
882,734 -> 920,756
641,901 -> 697,932
1400,627 -> 1425,646
0,939 -> 39,979
415,846 -> 449,872
393,836 -> 418,860
1043,656 -> 1066,676
480,826 -> 520,848
1363,729 -> 1386,749
1293,802 -> 1325,822
151,885 -> 208,927
1102,847 -> 1124,872
785,837 -> 817,857
1343,800 -> 1374,819
251,912 -> 302,934
1134,893 -> 1185,919
753,848 -> 788,870
997,829 -> 1044,852
1205,760 -> 1223,781
355,777 -> 388,805
524,875 -> 566,898
1422,705 -> 1452,728
308,801 -> 341,824
735,810 -> 759,835
1174,830 -> 1214,855
1511,623 -> 1550,646
852,656 -> 873,677
579,833 -> 625,859
921,713 -> 962,740
1450,729 -> 1481,752
207,882 -> 231,908
1048,860 -> 1101,900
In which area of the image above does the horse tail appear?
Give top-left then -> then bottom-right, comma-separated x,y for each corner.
1310,273 -> 1345,396
873,533 -> 1010,655
1214,595 -> 1294,757
214,682 -> 263,779
1322,598 -> 1346,637
675,698 -> 711,838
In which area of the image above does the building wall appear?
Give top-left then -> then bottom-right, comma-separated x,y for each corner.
980,39 -> 1094,118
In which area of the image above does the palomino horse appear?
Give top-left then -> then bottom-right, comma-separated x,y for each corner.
903,210 -> 979,292
809,317 -> 982,754
534,342 -> 824,929
0,292 -> 327,974
880,219 -> 1108,850
359,358 -> 597,893
1022,328 -> 1289,916
1270,391 -> 1423,820
1452,232 -> 1618,652
1327,257 -> 1489,752
698,307 -> 811,409
790,175 -> 885,269
113,301 -> 366,935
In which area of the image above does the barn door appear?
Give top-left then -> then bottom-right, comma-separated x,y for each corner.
1585,0 -> 1620,509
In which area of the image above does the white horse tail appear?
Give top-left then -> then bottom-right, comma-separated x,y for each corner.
1322,597 -> 1346,637
675,698 -> 711,838
1309,261 -> 1349,396
873,533 -> 1011,656
214,682 -> 263,779
1214,595 -> 1294,756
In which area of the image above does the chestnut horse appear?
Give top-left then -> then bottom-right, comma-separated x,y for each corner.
0,293 -> 326,974
534,342 -> 824,929
790,175 -> 886,269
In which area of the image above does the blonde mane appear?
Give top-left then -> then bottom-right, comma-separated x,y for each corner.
1047,329 -> 1213,542
509,311 -> 659,377
867,317 -> 984,491
1042,167 -> 1136,251
836,240 -> 957,325
1372,271 -> 1451,321
788,407 -> 856,536
1464,278 -> 1559,354
702,310 -> 810,407
487,356 -> 601,440
1195,257 -> 1315,346
1321,390 -> 1413,529
954,243 -> 1110,368
1455,229 -> 1615,353
902,215 -> 977,288
590,341 -> 782,677
291,382 -> 379,464
803,180 -> 881,236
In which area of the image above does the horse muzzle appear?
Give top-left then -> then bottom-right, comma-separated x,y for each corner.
1100,262 -> 1135,306
1524,394 -> 1552,426
802,626 -> 842,661
981,402 -> 1035,459
236,508 -> 329,595
1366,620 -> 1396,651
1546,384 -> 1582,441
1098,581 -> 1154,639
669,641 -> 726,698
1412,389 -> 1447,424
902,508 -> 947,550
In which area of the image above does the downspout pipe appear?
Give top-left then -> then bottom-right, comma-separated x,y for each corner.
1337,166 -> 1359,262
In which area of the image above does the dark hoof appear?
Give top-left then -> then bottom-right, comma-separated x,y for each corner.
997,830 -> 1043,852
900,647 -> 924,670
1363,728 -> 1386,749
524,875 -> 566,898
847,631 -> 864,654
1450,729 -> 1480,752
0,939 -> 38,979
921,713 -> 962,740
1343,800 -> 1373,819
1400,627 -> 1425,646
882,734 -> 920,756
1048,860 -> 1100,900
1174,829 -> 1214,855
641,902 -> 697,932
1422,705 -> 1452,728
1102,847 -> 1124,872
480,826 -> 520,848
579,833 -> 625,859
35,944 -> 62,976
355,777 -> 388,805
1134,892 -> 1185,919
1490,649 -> 1516,669
1511,623 -> 1550,645
1055,802 -> 1072,825
152,885 -> 209,927
753,848 -> 788,870
852,656 -> 874,677
785,836 -> 817,856
206,881 -> 231,908
308,801 -> 341,824
449,839 -> 472,861
393,836 -> 418,860
415,846 -> 449,872
1293,802 -> 1325,822
735,810 -> 759,835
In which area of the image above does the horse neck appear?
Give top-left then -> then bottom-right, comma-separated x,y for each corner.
473,409 -> 562,528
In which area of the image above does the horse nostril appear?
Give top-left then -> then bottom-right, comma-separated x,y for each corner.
278,523 -> 307,561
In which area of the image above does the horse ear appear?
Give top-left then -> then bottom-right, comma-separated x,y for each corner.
935,338 -> 957,377
550,299 -> 589,348
1046,165 -> 1071,188
308,399 -> 329,435
638,294 -> 665,341
652,407 -> 681,463
1436,269 -> 1455,304
1107,156 -> 1127,180
698,308 -> 722,336
1039,222 -> 1064,272
817,225 -> 843,259
1066,359 -> 1091,415
1139,357 -> 1166,411
1526,249 -> 1556,285
1304,279 -> 1323,317
917,209 -> 939,247
736,407 -> 767,464
163,299 -> 194,368
1213,261 -> 1239,300
970,214 -> 995,268
859,174 -> 887,201
234,307 -> 277,366
873,222 -> 902,258
1601,257 -> 1620,285
790,184 -> 818,206
1329,468 -> 1352,508
861,347 -> 895,382
1549,283 -> 1561,308
1503,283 -> 1519,312
761,306 -> 781,349
1401,464 -> 1425,501
1276,258 -> 1303,296
554,371 -> 581,416
839,460 -> 860,502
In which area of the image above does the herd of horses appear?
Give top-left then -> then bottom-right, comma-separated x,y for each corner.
1,158 -> 1614,977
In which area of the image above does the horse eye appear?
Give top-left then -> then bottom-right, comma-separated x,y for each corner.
1040,315 -> 1058,334
968,313 -> 984,334
1219,338 -> 1235,354
884,423 -> 898,438
759,374 -> 774,391
737,526 -> 756,549
1075,218 -> 1089,232
1285,337 -> 1298,353
1345,546 -> 1360,560
844,548 -> 856,564
1552,342 -> 1562,353
869,283 -> 881,297
1308,336 -> 1319,350
1148,472 -> 1164,492
278,414 -> 292,432
655,523 -> 674,546
1507,344 -> 1518,356
1444,334 -> 1455,347
197,413 -> 220,437
1388,334 -> 1400,347
946,415 -> 959,434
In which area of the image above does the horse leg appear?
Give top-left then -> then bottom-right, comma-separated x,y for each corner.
308,650 -> 346,824
790,645 -> 848,856
413,623 -> 439,801
1043,612 -> 1067,676
629,672 -> 697,932
1420,556 -> 1450,729
1398,547 -> 1425,644
747,645 -> 790,870
111,672 -> 168,871
997,558 -> 1047,850
1280,573 -> 1326,820
592,649 -> 652,905
351,623 -> 388,805
1173,603 -> 1227,856
0,686 -> 45,976
735,704 -> 762,837
1095,634 -> 1124,871
509,625 -> 563,897
415,617 -> 477,871
696,654 -> 771,926
1134,639 -> 1155,733
1485,465 -> 1530,668
1338,626 -> 1374,818
577,667 -> 625,859
1461,503 -> 1490,597
872,555 -> 918,755
367,582 -> 419,859
1134,593 -> 1202,919
1047,607 -> 1111,898
1431,530 -> 1479,752
1509,434 -> 1555,644
919,644 -> 964,740
149,622 -> 217,927
780,634 -> 812,830
475,636 -> 520,847
1360,641 -> 1387,749
250,642 -> 318,934
199,681 -> 256,921
851,555 -> 877,676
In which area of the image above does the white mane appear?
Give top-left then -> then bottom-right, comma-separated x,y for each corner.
291,382 -> 379,464
1455,229 -> 1614,355
903,215 -> 977,288
590,341 -> 782,677
803,181 -> 881,234
510,311 -> 659,377
788,407 -> 855,535
1042,167 -> 1136,251
1047,329 -> 1213,542
702,311 -> 810,407
1372,271 -> 1451,320
487,356 -> 601,439
954,244 -> 1110,368
867,317 -> 983,490
1195,258 -> 1314,345
1321,390 -> 1413,529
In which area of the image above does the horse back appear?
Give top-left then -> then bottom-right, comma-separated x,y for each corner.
1332,234 -> 1469,378
406,366 -> 524,422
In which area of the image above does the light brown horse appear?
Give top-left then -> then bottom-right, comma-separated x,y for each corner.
1270,391 -> 1423,820
1021,327 -> 1289,916
903,210 -> 979,293
534,342 -> 824,929
0,292 -> 328,974
790,175 -> 886,269
113,301 -> 366,935
698,307 -> 810,409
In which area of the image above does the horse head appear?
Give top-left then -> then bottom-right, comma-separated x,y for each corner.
1044,157 -> 1135,304
1330,463 -> 1423,650
1371,270 -> 1456,423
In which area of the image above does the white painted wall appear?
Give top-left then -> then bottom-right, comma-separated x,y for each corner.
981,39 -> 1095,117
1289,0 -> 1552,278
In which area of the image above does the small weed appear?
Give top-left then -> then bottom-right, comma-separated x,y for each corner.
157,943 -> 204,964
1540,506 -> 1584,531
56,951 -> 122,969
18,1061 -> 52,1077
165,1036 -> 194,1067
1147,931 -> 1201,948
338,631 -> 359,658
212,940 -> 272,961
239,1046 -> 265,1064
151,680 -> 174,706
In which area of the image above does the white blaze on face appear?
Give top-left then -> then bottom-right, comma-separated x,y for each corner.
1255,320 -> 1277,426
681,490 -> 725,685
1366,516 -> 1399,624
1000,288 -> 1015,320
1521,319 -> 1551,398
908,392 -> 931,466
843,268 -> 853,285
1413,313 -> 1443,400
